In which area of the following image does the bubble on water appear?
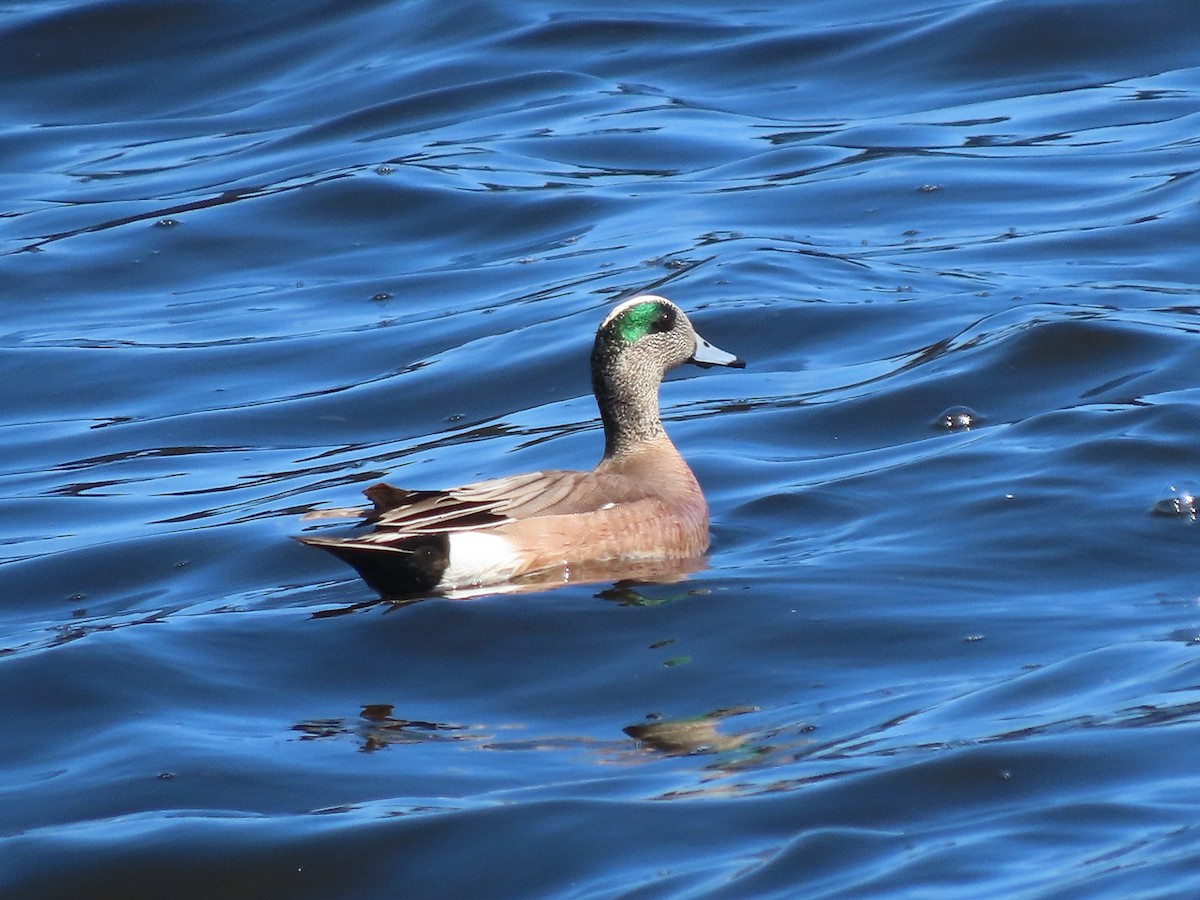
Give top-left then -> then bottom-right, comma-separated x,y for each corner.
155,218 -> 178,228
1152,485 -> 1198,520
934,406 -> 979,431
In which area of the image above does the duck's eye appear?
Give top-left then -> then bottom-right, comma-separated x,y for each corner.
650,306 -> 676,333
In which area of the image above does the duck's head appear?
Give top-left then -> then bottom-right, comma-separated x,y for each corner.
593,295 -> 744,380
591,295 -> 743,454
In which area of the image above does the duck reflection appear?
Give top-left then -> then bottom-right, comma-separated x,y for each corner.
309,555 -> 707,616
624,706 -> 759,757
291,700 -> 800,777
293,704 -> 471,752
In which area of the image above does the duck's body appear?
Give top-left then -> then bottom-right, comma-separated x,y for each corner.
297,295 -> 743,598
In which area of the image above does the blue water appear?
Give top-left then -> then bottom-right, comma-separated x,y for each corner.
3,0 -> 1200,896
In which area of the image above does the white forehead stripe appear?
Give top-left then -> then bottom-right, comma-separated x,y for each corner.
600,294 -> 672,329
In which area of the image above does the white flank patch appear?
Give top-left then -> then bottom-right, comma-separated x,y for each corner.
440,532 -> 523,589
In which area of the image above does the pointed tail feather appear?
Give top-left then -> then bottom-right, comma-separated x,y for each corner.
294,534 -> 450,599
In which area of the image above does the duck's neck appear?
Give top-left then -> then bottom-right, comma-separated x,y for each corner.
592,366 -> 666,460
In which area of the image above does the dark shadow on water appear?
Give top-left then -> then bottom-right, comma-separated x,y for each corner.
309,595 -> 420,619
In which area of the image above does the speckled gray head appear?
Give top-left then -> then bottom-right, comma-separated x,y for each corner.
595,294 -> 745,373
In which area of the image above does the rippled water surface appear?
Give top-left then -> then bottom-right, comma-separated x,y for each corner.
4,1 -> 1200,896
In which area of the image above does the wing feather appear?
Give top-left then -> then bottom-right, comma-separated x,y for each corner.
363,469 -> 656,536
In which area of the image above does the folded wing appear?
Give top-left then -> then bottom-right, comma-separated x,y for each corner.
360,469 -> 656,538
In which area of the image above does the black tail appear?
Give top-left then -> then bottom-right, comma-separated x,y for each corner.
296,533 -> 450,599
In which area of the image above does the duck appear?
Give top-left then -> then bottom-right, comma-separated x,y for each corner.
297,294 -> 744,598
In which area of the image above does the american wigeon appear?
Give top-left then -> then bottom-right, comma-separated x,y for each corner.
297,294 -> 744,598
